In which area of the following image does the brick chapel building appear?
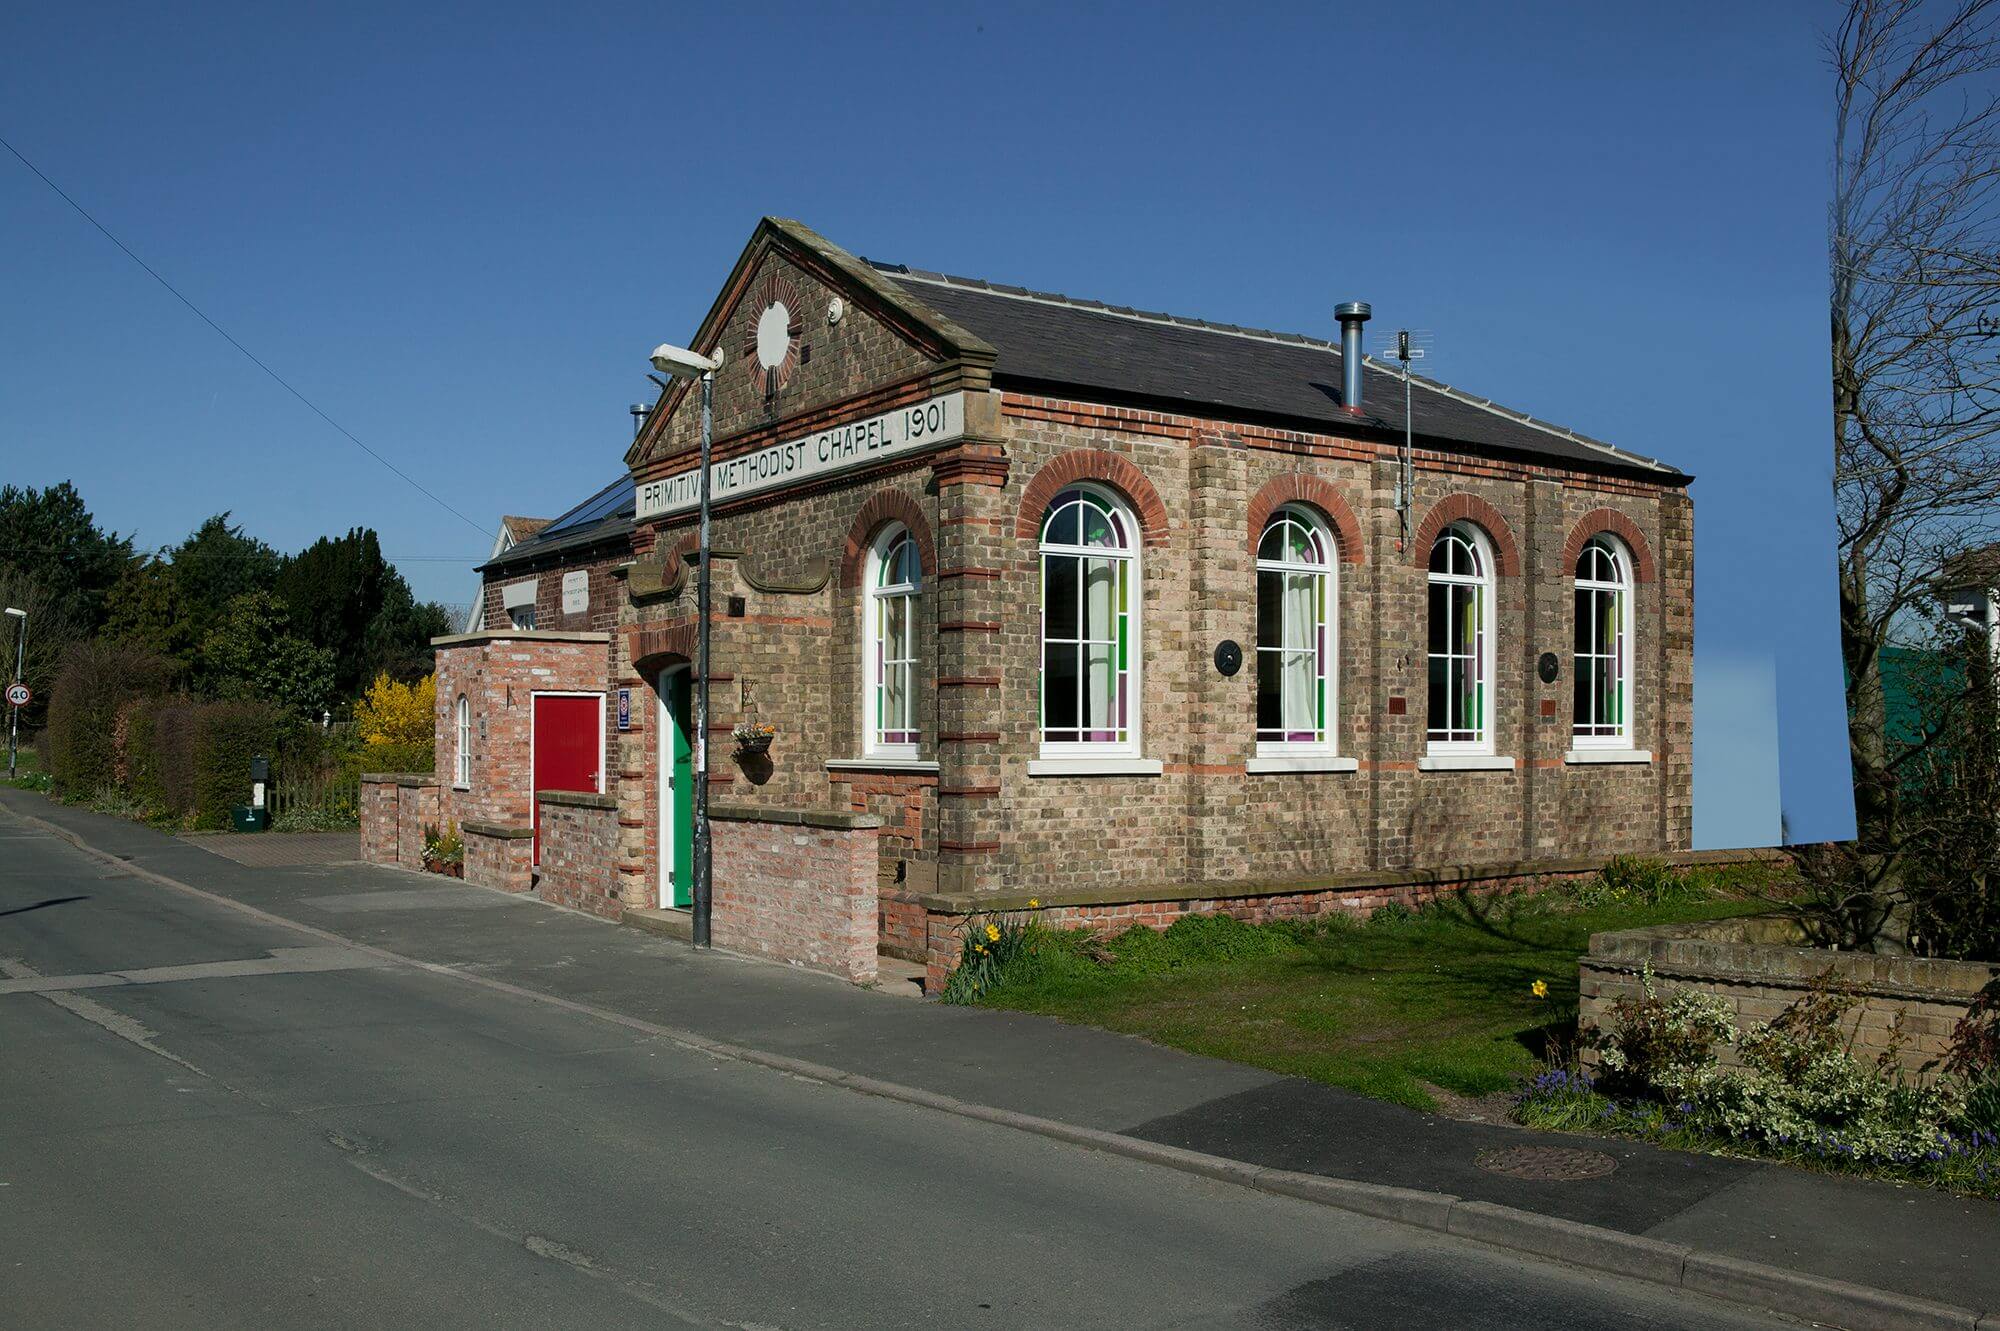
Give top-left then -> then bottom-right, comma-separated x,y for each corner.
362,218 -> 1693,989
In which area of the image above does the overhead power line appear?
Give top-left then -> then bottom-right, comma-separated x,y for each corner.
0,133 -> 491,540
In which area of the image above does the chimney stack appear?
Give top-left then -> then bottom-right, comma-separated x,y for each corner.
1335,301 -> 1371,414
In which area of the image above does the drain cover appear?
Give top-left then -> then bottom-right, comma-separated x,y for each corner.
1474,1146 -> 1618,1181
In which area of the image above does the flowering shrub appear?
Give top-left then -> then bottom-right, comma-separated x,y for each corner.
1532,969 -> 1999,1193
1588,967 -> 1736,1094
355,672 -> 435,748
1945,978 -> 2000,1132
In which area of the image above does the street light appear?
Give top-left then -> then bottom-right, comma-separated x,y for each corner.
647,341 -> 724,949
5,607 -> 24,780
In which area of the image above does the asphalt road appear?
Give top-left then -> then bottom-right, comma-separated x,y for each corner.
0,812 -> 1789,1329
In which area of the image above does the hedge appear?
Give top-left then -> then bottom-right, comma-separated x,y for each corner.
45,641 -> 173,798
188,701 -> 284,829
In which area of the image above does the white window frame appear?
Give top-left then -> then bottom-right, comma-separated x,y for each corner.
1426,521 -> 1497,756
862,524 -> 922,759
1572,533 -> 1635,751
453,694 -> 472,789
1037,484 -> 1142,761
1254,505 -> 1338,758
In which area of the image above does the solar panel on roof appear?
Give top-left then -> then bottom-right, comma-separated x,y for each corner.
538,476 -> 633,536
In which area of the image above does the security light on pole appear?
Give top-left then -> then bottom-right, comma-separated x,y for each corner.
646,342 -> 724,949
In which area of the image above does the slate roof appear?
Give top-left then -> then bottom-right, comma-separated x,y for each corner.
480,475 -> 634,573
872,264 -> 1687,483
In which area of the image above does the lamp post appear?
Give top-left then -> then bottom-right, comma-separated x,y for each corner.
5,607 -> 24,780
648,341 -> 724,948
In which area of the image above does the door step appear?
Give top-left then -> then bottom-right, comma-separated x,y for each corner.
622,907 -> 693,941
873,953 -> 927,998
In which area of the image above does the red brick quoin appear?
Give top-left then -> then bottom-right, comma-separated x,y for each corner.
839,489 -> 938,589
1014,449 -> 1170,548
1411,493 -> 1522,576
1562,507 -> 1658,583
1247,474 -> 1366,563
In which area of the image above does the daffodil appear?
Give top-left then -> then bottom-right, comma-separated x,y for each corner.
1531,979 -> 1550,999
985,923 -> 1001,942
1027,898 -> 1040,909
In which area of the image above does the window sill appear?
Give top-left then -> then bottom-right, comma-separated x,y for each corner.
1564,748 -> 1652,765
1245,755 -> 1359,774
1417,754 -> 1516,772
1028,757 -> 1164,778
452,784 -> 472,792
825,758 -> 941,774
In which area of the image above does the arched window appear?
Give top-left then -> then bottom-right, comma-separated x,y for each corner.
1256,506 -> 1334,749
864,525 -> 922,755
1573,534 -> 1633,746
454,694 -> 472,787
1039,486 -> 1138,752
1427,522 -> 1494,751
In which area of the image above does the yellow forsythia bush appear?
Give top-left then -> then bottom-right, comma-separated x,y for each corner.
355,672 -> 436,747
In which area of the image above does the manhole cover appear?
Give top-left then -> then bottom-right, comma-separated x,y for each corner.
1474,1146 -> 1618,1181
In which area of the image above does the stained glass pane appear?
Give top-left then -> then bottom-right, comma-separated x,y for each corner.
1044,641 -> 1079,730
1084,644 -> 1115,732
1044,499 -> 1080,547
1284,573 -> 1313,650
1083,557 -> 1115,642
1045,555 -> 1080,639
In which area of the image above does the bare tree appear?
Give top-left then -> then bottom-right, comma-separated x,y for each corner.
1832,0 -> 2000,878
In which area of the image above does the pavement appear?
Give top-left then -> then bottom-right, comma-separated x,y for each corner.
5,787 -> 1997,1329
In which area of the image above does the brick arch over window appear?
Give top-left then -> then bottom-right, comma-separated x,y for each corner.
1014,449 -> 1169,548
839,489 -> 937,589
1562,508 -> 1658,584
1247,474 -> 1365,564
1411,493 -> 1522,576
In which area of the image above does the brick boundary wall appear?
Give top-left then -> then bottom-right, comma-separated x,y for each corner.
463,821 -> 534,893
1580,916 -> 2000,1078
533,790 -> 621,920
360,774 -> 440,871
710,804 -> 883,984
914,848 -> 1783,995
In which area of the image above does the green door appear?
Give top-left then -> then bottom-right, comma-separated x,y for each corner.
666,671 -> 695,909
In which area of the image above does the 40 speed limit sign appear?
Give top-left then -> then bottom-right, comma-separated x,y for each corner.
6,684 -> 29,708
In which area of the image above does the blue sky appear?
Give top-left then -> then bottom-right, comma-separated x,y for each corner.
0,1 -> 1847,843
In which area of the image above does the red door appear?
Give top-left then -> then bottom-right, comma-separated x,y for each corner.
532,694 -> 601,863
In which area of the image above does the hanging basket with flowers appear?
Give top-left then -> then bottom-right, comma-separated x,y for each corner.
732,719 -> 776,757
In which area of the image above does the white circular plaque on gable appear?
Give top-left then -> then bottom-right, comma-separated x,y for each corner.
756,301 -> 792,372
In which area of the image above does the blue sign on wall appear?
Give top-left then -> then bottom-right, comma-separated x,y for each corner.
616,687 -> 631,732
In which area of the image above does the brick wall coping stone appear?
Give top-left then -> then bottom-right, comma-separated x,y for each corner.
535,789 -> 617,810
429,630 -> 612,647
462,821 -> 535,840
360,773 -> 441,788
915,848 -> 1785,916
708,803 -> 884,830
1586,916 -> 2000,1005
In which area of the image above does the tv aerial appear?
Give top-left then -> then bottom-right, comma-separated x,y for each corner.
1374,329 -> 1436,548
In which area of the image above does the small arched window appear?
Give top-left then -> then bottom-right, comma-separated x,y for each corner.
1573,534 -> 1633,746
1039,486 -> 1138,752
454,694 -> 472,787
865,526 -> 922,755
1427,522 -> 1495,751
1256,507 -> 1334,749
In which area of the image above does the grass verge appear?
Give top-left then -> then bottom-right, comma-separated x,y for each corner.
953,859 -> 1783,1111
